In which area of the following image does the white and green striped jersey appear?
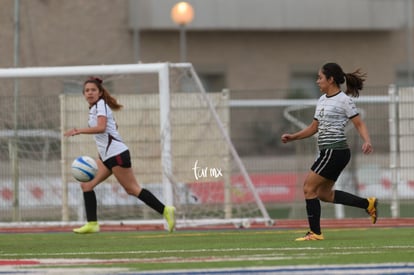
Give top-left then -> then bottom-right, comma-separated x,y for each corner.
314,91 -> 359,149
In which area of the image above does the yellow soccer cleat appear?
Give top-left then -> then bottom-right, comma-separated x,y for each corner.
366,197 -> 378,224
73,221 -> 100,234
163,206 -> 176,233
295,231 -> 324,241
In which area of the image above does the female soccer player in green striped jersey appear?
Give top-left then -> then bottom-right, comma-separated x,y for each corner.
281,62 -> 377,241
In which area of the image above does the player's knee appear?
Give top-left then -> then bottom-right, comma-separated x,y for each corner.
80,182 -> 94,192
303,189 -> 317,199
303,183 -> 316,197
124,186 -> 140,196
318,196 -> 329,202
317,191 -> 334,203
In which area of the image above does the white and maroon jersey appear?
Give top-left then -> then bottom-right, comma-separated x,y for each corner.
88,98 -> 128,161
314,91 -> 359,149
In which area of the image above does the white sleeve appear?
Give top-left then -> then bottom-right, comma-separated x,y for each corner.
96,99 -> 108,117
345,97 -> 359,118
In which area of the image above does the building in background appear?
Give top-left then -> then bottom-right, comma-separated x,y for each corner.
0,0 -> 412,96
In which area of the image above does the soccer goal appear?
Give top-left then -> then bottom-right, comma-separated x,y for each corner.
0,63 -> 272,228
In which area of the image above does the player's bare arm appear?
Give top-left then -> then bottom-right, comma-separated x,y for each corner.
281,119 -> 318,143
351,115 -> 373,154
64,116 -> 107,136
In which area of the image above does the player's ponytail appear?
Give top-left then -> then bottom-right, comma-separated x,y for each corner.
344,69 -> 366,98
101,87 -> 123,111
322,63 -> 366,98
83,77 -> 123,111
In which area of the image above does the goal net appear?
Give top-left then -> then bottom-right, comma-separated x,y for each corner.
0,63 -> 272,229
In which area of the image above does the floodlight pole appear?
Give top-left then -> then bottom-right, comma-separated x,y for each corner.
179,24 -> 187,62
171,2 -> 194,62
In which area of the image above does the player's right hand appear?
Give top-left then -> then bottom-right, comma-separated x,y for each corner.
281,134 -> 293,143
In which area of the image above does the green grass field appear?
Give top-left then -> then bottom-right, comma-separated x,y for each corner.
1,227 -> 414,273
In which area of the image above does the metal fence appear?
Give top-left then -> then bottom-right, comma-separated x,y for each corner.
0,84 -> 413,223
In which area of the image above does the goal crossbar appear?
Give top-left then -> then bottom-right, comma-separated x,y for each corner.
0,63 -> 179,78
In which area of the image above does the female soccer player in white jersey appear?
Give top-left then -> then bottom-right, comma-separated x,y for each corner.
64,77 -> 175,234
281,62 -> 377,241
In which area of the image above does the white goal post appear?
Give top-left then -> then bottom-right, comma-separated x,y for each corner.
0,63 -> 272,228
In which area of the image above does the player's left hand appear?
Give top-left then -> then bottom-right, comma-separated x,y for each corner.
362,142 -> 373,154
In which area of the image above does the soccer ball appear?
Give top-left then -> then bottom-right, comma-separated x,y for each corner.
71,156 -> 98,182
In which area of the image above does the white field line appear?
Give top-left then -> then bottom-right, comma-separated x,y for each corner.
0,247 -> 315,257
25,256 -> 302,265
1,245 -> 414,258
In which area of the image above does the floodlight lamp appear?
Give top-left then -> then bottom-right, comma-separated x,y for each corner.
171,2 -> 194,25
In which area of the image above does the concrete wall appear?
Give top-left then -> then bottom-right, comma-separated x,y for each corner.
0,0 -> 411,95
130,0 -> 406,30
